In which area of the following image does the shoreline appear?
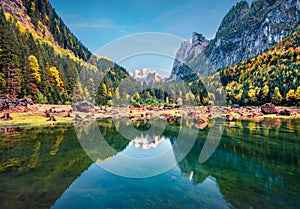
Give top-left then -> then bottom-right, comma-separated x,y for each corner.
0,104 -> 299,128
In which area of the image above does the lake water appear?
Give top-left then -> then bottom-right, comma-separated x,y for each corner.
0,118 -> 299,209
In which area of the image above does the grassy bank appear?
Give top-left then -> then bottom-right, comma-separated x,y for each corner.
0,112 -> 73,127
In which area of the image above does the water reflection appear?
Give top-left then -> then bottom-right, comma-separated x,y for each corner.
98,133 -> 178,178
0,125 -> 92,209
0,118 -> 299,208
129,134 -> 164,149
52,163 -> 233,209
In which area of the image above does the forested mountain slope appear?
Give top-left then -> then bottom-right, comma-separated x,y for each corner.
0,0 -> 129,104
202,27 -> 300,106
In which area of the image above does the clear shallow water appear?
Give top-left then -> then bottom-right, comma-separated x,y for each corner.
0,118 -> 299,209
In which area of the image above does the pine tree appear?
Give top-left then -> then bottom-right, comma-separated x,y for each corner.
87,78 -> 96,102
73,82 -> 84,102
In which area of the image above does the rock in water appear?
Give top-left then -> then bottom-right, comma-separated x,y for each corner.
261,103 -> 277,114
278,109 -> 291,116
72,102 -> 95,113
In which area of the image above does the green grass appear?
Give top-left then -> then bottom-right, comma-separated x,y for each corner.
0,113 -> 73,127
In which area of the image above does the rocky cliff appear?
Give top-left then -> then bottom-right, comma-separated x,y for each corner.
171,0 -> 300,77
171,32 -> 209,79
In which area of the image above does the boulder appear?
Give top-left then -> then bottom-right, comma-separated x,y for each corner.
18,98 -> 34,107
72,102 -> 95,113
167,115 -> 176,124
226,113 -> 234,121
195,114 -> 209,123
261,103 -> 277,115
0,99 -> 9,111
231,104 -> 240,108
163,105 -> 174,110
278,109 -> 291,116
195,122 -> 209,129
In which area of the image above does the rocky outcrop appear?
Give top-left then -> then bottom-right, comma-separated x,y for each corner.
171,0 -> 300,77
0,0 -> 32,28
0,95 -> 34,111
171,32 -> 209,78
0,0 -> 52,39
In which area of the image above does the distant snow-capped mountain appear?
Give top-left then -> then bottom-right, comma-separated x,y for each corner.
130,68 -> 166,84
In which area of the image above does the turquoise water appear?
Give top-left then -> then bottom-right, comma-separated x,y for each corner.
0,118 -> 299,208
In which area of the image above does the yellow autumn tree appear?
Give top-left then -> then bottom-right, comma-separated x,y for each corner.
177,97 -> 183,106
28,55 -> 41,84
286,89 -> 296,104
248,89 -> 256,100
48,67 -> 63,87
114,87 -> 121,100
295,86 -> 300,105
134,92 -> 140,100
271,87 -> 283,105
262,85 -> 269,99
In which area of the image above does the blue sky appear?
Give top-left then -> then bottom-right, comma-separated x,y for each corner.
49,0 -> 252,75
49,0 -> 252,52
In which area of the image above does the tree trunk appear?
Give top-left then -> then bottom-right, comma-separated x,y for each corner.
0,113 -> 13,120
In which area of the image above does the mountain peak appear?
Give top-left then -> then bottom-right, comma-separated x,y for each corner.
192,32 -> 208,47
171,0 -> 300,77
130,68 -> 165,84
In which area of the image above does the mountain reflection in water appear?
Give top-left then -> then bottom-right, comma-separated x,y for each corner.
0,118 -> 299,209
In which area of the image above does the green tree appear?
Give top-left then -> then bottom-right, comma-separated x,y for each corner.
73,82 -> 83,101
35,90 -> 48,104
87,78 -> 96,102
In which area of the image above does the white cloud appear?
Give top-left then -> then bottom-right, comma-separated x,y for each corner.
69,18 -> 128,33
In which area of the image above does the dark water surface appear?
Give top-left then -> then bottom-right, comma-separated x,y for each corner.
0,118 -> 299,209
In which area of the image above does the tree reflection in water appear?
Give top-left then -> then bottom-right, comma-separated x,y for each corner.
0,118 -> 299,208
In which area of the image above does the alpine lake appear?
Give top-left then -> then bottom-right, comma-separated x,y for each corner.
0,117 -> 299,209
